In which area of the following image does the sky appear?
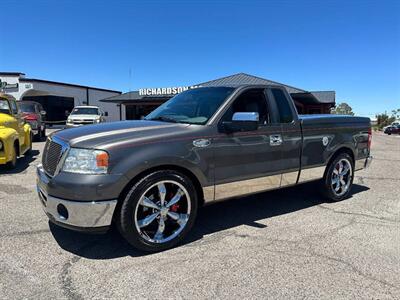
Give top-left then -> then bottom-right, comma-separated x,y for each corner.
1,0 -> 399,117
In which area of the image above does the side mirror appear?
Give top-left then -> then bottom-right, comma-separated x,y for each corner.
40,110 -> 46,116
104,111 -> 108,117
221,112 -> 259,133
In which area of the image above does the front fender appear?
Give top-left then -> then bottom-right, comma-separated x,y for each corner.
23,123 -> 32,146
0,127 -> 19,164
108,140 -> 211,187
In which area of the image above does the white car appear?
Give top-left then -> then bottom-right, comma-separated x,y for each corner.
66,106 -> 107,128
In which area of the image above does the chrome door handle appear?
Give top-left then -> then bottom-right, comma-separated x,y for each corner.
270,134 -> 282,146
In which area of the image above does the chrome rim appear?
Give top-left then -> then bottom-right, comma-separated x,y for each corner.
134,180 -> 191,244
331,158 -> 352,196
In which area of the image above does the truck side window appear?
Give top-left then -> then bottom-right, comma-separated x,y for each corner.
10,100 -> 19,115
221,89 -> 270,125
271,88 -> 293,123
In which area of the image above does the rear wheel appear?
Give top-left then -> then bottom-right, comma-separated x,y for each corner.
322,153 -> 354,202
117,170 -> 198,252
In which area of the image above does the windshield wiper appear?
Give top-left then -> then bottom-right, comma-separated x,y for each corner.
148,116 -> 179,123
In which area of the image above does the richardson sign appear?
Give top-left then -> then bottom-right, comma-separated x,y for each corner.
139,85 -> 201,96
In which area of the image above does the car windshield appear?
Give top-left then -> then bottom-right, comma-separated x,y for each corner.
0,99 -> 11,114
71,107 -> 99,115
19,103 -> 36,113
145,87 -> 235,125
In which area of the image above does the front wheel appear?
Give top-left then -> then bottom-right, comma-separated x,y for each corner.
321,153 -> 354,202
117,170 -> 198,252
6,144 -> 17,169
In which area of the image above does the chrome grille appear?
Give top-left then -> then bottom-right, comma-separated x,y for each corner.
42,139 -> 63,176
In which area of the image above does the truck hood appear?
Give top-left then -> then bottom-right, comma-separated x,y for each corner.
0,112 -> 15,127
53,120 -> 190,149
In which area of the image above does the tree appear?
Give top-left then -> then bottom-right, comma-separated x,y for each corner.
375,112 -> 395,129
331,102 -> 355,115
391,108 -> 400,120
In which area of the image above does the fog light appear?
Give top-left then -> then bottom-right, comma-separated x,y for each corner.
57,204 -> 69,220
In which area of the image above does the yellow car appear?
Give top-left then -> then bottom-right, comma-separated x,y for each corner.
0,93 -> 33,169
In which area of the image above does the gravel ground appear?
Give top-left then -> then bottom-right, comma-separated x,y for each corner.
0,131 -> 399,299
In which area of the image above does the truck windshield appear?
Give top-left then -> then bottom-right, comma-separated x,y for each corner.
0,99 -> 11,114
71,107 -> 99,115
145,87 -> 235,125
19,103 -> 36,113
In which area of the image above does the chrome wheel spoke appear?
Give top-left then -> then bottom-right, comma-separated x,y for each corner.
141,196 -> 160,210
138,212 -> 159,228
166,189 -> 184,208
340,165 -> 349,176
338,162 -> 344,174
340,179 -> 346,186
158,183 -> 167,206
334,181 -> 341,192
154,217 -> 165,241
168,212 -> 189,226
333,168 -> 339,175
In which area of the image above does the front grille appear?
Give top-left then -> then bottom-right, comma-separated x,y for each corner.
42,139 -> 63,176
72,119 -> 94,125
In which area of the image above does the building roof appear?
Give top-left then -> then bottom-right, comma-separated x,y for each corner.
0,72 -> 26,76
19,77 -> 121,94
198,72 -> 306,94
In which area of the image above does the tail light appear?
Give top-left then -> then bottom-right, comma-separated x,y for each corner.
367,128 -> 372,150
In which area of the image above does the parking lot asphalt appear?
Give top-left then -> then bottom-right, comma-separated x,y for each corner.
0,130 -> 399,299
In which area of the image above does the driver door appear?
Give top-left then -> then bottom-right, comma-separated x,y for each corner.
212,88 -> 282,200
9,99 -> 25,146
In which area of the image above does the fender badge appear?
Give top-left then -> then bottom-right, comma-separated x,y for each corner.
322,136 -> 329,146
193,139 -> 211,148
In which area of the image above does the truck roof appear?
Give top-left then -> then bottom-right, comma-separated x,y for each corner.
74,105 -> 100,109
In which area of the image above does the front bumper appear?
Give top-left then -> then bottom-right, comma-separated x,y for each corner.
355,155 -> 373,171
364,155 -> 373,168
36,164 -> 118,231
66,122 -> 95,128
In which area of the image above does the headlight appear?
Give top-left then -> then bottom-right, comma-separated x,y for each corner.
66,119 -> 73,124
95,118 -> 101,123
62,148 -> 109,174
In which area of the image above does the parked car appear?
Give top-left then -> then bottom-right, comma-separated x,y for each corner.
384,124 -> 400,135
66,105 -> 107,128
37,85 -> 372,252
0,93 -> 33,169
18,101 -> 46,141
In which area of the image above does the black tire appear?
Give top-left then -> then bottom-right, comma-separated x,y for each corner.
41,127 -> 46,140
25,133 -> 33,155
117,170 -> 198,252
321,152 -> 354,202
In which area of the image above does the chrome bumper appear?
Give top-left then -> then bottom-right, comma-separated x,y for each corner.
364,155 -> 373,169
355,155 -> 373,171
36,165 -> 117,229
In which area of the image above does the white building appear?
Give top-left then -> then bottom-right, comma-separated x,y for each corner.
0,72 -> 121,123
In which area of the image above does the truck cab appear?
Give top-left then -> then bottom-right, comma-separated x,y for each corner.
0,93 -> 33,169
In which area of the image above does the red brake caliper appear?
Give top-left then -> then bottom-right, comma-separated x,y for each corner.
170,204 -> 179,212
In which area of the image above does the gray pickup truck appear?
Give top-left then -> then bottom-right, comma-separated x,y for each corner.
37,85 -> 372,252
